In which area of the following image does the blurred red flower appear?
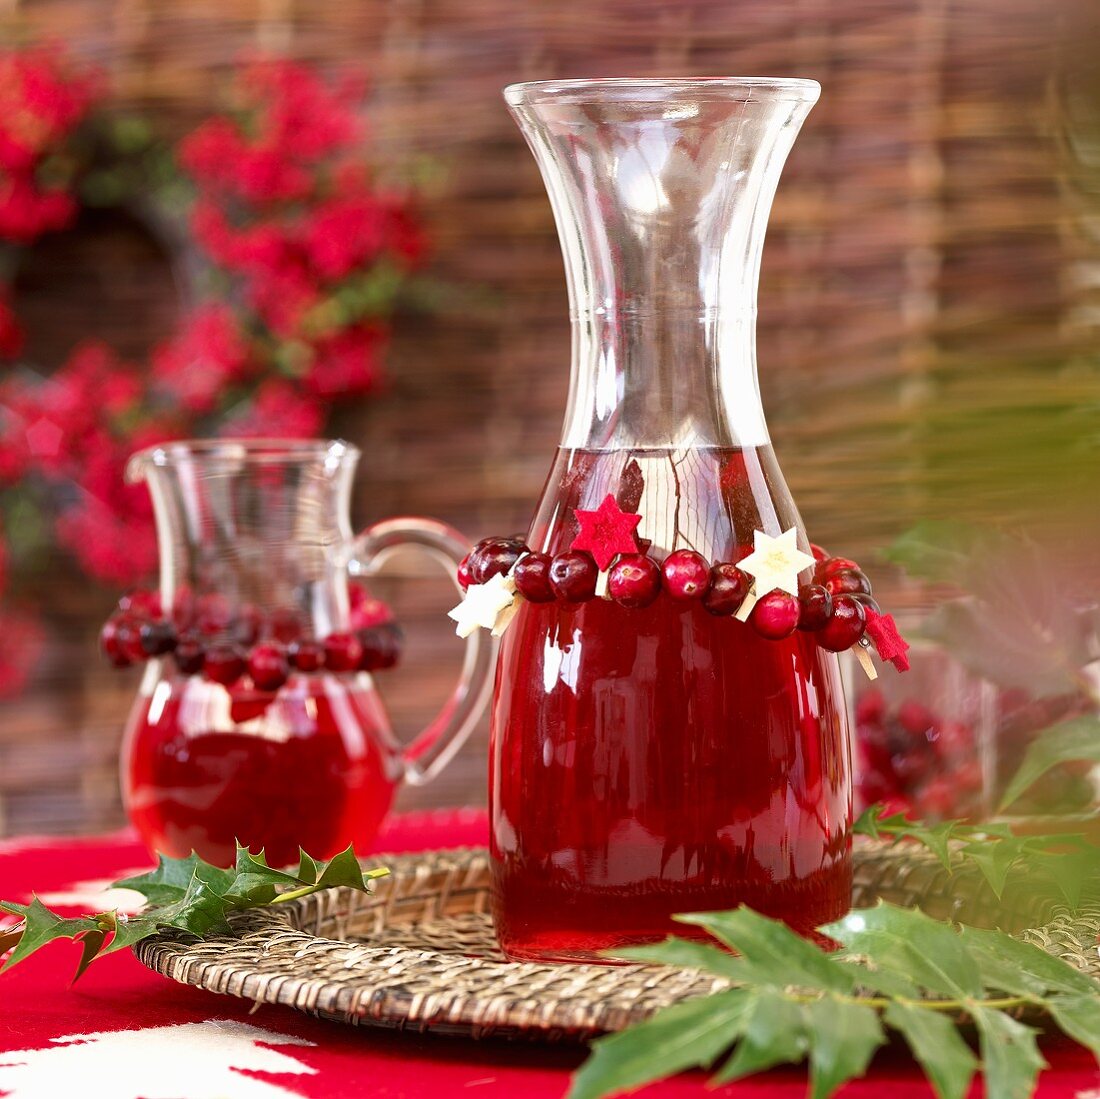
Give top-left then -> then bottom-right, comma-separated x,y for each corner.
151,305 -> 252,413
304,324 -> 388,399
0,49 -> 426,680
228,380 -> 325,439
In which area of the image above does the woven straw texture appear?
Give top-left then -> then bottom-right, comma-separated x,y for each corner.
134,839 -> 1100,1040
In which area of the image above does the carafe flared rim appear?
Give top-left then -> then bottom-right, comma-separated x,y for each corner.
504,76 -> 821,107
124,437 -> 359,484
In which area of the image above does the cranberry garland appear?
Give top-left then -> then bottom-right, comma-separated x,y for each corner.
456,531 -> 910,675
98,584 -> 403,690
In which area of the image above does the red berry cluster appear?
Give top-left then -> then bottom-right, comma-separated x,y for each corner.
856,692 -> 984,820
857,687 -> 1096,821
99,584 -> 401,691
458,537 -> 884,653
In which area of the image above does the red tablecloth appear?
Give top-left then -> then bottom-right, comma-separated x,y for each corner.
0,810 -> 1096,1099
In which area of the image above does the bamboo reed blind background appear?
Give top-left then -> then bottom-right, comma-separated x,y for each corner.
1,0 -> 1097,837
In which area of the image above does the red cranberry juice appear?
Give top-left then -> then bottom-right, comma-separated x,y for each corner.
124,674 -> 402,868
489,446 -> 852,962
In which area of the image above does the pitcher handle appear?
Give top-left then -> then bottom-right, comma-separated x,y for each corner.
348,516 -> 495,786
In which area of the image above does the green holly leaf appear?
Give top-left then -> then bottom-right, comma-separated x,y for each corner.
612,937 -> 744,980
296,849 -> 319,886
883,1001 -> 977,1099
151,871 -> 234,938
803,998 -> 885,1099
959,838 -> 1025,898
678,907 -> 853,994
998,716 -> 1100,812
225,845 -> 306,905
853,807 -> 958,869
823,904 -> 982,998
971,1007 -> 1046,1099
0,898 -> 100,973
711,989 -> 808,1082
1047,995 -> 1100,1061
960,926 -> 1100,998
115,852 -> 233,906
1029,847 -> 1099,909
315,845 -> 386,892
2,843 -> 389,983
567,988 -> 750,1099
98,915 -> 161,959
73,929 -> 108,982
835,958 -> 922,1000
852,803 -> 888,839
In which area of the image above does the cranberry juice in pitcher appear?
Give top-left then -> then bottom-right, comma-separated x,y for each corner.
487,79 -> 852,962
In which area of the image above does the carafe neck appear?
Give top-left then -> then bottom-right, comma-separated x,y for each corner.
506,78 -> 818,452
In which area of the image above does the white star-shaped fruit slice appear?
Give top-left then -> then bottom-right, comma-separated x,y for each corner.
735,527 -> 816,621
448,572 -> 517,637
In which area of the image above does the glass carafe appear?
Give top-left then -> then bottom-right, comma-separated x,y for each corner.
490,78 -> 851,962
122,439 -> 492,868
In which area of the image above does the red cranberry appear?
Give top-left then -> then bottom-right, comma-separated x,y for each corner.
662,550 -> 711,601
100,616 -> 137,668
350,593 -> 391,631
824,569 -> 872,597
457,553 -> 473,591
231,605 -> 264,646
513,552 -> 555,603
468,538 -> 524,584
172,587 -> 196,629
270,607 -> 303,644
814,556 -> 860,582
855,688 -> 886,726
173,633 -> 206,675
323,630 -> 364,672
289,638 -> 325,673
139,619 -> 178,656
797,584 -> 833,631
955,759 -> 983,793
196,593 -> 234,635
548,551 -> 598,603
203,642 -> 247,685
702,563 -> 750,616
850,592 -> 881,615
608,554 -> 661,609
898,700 -> 937,736
358,622 -> 403,671
248,642 -> 290,692
816,594 -> 867,652
750,591 -> 800,639
118,588 -> 161,619
917,775 -> 956,820
933,719 -> 972,759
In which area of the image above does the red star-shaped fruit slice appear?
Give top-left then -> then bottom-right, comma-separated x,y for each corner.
571,494 -> 642,571
865,608 -> 911,672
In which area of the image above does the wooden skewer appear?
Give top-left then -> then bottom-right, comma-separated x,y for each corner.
735,584 -> 760,622
854,643 -> 878,680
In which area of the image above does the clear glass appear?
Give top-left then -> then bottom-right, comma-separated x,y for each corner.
490,78 -> 852,962
121,439 -> 493,867
849,639 -> 1099,824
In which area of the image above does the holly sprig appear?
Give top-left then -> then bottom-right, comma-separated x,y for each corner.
854,804 -> 1100,909
570,902 -> 1100,1099
0,843 -> 389,982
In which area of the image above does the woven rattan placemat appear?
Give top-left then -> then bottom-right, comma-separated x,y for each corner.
134,841 -> 1100,1040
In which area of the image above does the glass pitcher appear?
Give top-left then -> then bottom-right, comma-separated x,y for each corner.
121,439 -> 493,868
490,78 -> 851,961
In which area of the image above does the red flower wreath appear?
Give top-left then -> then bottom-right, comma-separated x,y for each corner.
0,46 -> 427,695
